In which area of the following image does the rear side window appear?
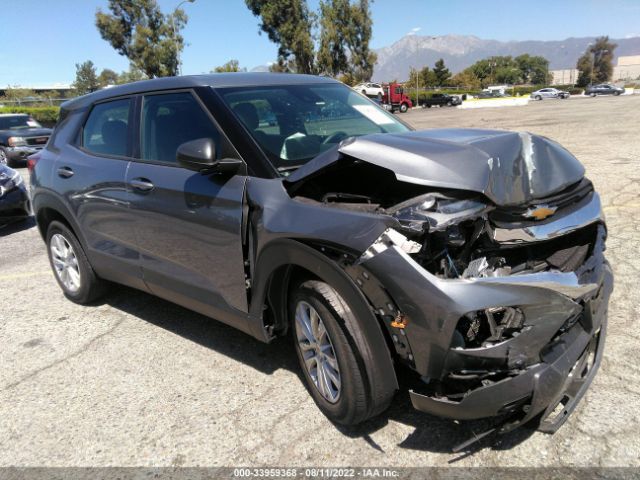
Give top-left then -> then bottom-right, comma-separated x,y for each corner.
82,99 -> 131,157
141,92 -> 221,164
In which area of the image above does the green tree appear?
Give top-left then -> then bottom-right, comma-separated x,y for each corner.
117,65 -> 148,84
97,68 -> 119,87
576,52 -> 593,87
432,58 -> 451,86
577,36 -> 617,86
245,0 -> 316,74
450,70 -> 481,89
96,0 -> 189,78
73,60 -> 100,95
317,0 -> 350,77
514,54 -> 549,84
347,0 -> 377,82
213,60 -> 246,72
247,0 -> 376,81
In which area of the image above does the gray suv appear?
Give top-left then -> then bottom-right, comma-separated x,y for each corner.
31,74 -> 612,447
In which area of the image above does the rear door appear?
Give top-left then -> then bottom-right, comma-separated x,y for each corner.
54,96 -> 145,289
126,90 -> 250,318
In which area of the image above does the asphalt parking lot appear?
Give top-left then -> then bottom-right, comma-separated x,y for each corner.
1,95 -> 639,467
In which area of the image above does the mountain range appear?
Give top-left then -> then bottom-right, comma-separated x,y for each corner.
372,34 -> 640,81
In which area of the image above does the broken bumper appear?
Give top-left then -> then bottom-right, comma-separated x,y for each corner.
360,226 -> 613,432
409,265 -> 610,432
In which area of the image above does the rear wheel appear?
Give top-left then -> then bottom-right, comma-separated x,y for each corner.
290,280 -> 392,425
46,221 -> 106,304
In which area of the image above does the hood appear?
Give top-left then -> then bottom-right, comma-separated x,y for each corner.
285,129 -> 585,206
0,127 -> 52,138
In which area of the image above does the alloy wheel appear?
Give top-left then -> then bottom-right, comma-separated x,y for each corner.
295,300 -> 341,403
50,233 -> 81,292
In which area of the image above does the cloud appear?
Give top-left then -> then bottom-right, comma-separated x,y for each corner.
407,27 -> 421,36
625,33 -> 640,39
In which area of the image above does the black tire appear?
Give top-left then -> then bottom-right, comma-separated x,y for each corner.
535,95 -> 542,101
361,90 -> 367,96
46,220 -> 106,304
290,280 -> 392,425
377,92 -> 382,101
614,91 -> 621,96
590,92 -> 596,97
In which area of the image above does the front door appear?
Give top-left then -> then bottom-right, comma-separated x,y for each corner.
126,90 -> 249,320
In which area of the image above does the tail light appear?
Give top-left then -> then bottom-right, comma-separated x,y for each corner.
27,153 -> 41,173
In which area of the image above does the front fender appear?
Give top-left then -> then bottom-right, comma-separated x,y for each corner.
249,238 -> 398,391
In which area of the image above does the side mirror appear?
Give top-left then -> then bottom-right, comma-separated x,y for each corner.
177,138 -> 244,174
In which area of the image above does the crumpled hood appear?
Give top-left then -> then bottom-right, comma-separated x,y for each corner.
285,129 -> 586,206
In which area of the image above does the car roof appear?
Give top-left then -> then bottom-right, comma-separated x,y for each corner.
61,73 -> 339,111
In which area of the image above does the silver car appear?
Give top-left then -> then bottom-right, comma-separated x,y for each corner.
530,88 -> 570,100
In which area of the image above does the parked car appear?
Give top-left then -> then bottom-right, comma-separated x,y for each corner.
475,90 -> 507,99
0,164 -> 30,224
0,114 -> 52,167
31,74 -> 612,447
530,88 -> 570,100
585,84 -> 625,96
354,82 -> 384,99
419,93 -> 462,108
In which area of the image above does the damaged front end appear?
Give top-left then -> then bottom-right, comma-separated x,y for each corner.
280,128 -> 613,438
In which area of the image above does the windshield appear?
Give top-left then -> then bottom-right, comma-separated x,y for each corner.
218,83 -> 410,172
0,115 -> 42,130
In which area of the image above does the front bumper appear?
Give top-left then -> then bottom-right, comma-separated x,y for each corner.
410,262 -> 611,433
360,223 -> 612,433
0,185 -> 31,221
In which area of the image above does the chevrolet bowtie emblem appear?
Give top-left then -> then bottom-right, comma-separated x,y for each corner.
524,204 -> 557,220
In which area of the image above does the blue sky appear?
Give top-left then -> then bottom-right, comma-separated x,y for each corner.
1,0 -> 639,86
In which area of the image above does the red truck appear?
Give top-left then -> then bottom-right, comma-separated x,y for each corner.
381,83 -> 413,113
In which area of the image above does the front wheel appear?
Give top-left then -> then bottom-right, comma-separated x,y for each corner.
291,280 -> 392,425
399,103 -> 409,113
615,91 -> 621,96
535,95 -> 542,101
46,221 -> 107,304
590,92 -> 596,97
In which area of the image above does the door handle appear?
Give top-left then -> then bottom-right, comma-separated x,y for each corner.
130,178 -> 155,192
57,166 -> 74,178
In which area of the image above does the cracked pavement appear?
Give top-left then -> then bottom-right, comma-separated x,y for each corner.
1,95 -> 639,467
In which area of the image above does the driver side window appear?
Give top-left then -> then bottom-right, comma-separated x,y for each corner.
141,92 -> 221,165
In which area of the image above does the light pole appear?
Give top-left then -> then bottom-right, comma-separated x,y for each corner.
173,0 -> 195,76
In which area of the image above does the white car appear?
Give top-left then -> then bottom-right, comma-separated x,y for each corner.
354,82 -> 384,99
530,88 -> 570,100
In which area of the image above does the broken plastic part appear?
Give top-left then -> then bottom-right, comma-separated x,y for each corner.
360,228 -> 421,262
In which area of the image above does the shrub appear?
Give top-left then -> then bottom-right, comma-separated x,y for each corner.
0,106 -> 60,127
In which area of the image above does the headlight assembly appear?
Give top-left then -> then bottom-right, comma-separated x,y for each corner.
388,193 -> 490,232
7,136 -> 27,147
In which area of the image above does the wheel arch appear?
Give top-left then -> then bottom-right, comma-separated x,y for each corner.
249,238 -> 399,394
33,193 -> 86,249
